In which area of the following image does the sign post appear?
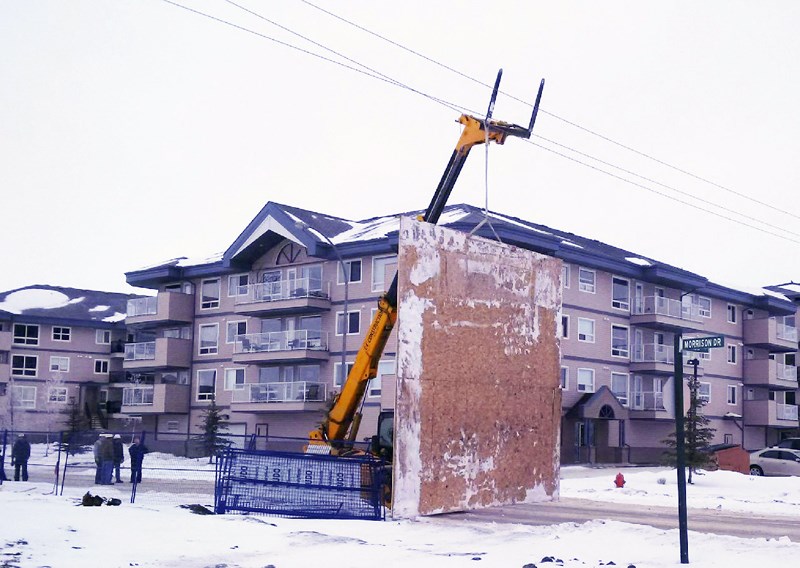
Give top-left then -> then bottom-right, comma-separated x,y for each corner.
674,334 -> 726,564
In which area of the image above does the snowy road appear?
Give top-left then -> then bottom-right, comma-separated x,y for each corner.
441,496 -> 800,541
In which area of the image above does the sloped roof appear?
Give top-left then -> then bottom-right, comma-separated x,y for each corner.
0,285 -> 139,325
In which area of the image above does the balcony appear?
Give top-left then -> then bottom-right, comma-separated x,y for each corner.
126,292 -> 194,328
743,358 -> 798,389
631,297 -> 705,332
233,278 -> 330,317
743,317 -> 798,352
0,328 -> 11,351
629,390 -> 673,420
230,381 -> 327,412
744,399 -> 799,427
630,343 -> 703,376
120,384 -> 190,414
232,330 -> 330,365
123,338 -> 192,372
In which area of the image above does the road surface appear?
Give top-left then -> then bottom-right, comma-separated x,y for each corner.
436,497 -> 800,541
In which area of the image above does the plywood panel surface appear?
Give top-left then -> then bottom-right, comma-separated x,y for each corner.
393,218 -> 562,518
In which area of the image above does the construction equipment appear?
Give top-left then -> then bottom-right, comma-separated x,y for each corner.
308,69 -> 545,500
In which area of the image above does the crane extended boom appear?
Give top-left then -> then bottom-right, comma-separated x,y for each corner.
309,70 -> 545,450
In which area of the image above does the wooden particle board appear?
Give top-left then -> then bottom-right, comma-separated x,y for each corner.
392,217 -> 562,518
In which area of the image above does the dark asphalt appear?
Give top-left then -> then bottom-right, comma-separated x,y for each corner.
434,497 -> 800,541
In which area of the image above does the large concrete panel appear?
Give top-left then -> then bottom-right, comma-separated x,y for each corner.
393,218 -> 562,518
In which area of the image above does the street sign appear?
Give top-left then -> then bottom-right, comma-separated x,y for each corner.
682,335 -> 724,352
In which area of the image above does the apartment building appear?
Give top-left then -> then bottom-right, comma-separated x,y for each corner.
120,201 -> 798,462
0,285 -> 132,432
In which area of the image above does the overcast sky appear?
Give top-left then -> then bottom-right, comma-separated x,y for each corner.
2,1 -> 799,295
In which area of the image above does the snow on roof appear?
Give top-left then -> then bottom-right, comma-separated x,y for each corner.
331,214 -> 401,244
89,305 -> 110,312
626,257 -> 653,267
176,252 -> 224,268
561,240 -> 584,249
0,289 -> 72,314
718,281 -> 790,302
102,312 -> 127,323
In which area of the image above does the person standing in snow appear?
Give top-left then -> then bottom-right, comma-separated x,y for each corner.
98,433 -> 115,484
11,433 -> 31,482
93,435 -> 103,484
128,437 -> 148,484
112,434 -> 125,483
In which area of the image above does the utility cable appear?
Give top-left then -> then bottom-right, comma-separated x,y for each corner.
526,138 -> 800,245
299,0 -> 800,222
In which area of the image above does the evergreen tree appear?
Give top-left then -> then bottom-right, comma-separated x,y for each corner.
197,396 -> 229,462
662,371 -> 717,483
63,399 -> 88,455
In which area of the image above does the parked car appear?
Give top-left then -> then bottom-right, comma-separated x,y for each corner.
776,438 -> 800,450
750,448 -> 800,476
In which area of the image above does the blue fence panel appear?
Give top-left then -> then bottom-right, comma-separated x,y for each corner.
215,448 -> 386,521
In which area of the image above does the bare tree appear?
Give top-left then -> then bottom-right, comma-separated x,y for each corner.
44,373 -> 68,456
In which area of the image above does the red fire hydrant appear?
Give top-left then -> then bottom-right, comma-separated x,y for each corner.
614,472 -> 626,488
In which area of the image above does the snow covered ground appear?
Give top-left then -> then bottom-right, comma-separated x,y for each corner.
2,458 -> 799,568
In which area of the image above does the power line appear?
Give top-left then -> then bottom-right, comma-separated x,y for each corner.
160,0 -> 465,114
163,0 -> 800,246
526,138 -> 800,245
299,0 -> 800,223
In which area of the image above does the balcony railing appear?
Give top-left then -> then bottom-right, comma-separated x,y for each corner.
231,381 -> 327,404
234,277 -> 329,305
234,330 -> 328,354
122,386 -> 154,406
631,343 -> 673,364
124,341 -> 156,361
777,322 -> 798,342
630,391 -> 666,411
633,296 -> 703,322
777,403 -> 799,421
777,362 -> 798,382
127,297 -> 158,317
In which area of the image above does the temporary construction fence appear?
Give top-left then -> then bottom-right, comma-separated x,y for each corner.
1,430 -> 387,521
214,447 -> 387,521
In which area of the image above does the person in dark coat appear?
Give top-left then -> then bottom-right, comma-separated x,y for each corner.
98,434 -> 115,484
128,437 -> 148,484
93,435 -> 103,484
11,433 -> 31,482
112,434 -> 125,483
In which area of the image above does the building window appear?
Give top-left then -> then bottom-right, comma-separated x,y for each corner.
727,385 -> 737,405
698,382 -> 711,404
577,318 -> 595,343
336,310 -> 361,335
12,385 -> 36,409
727,304 -> 737,324
334,361 -> 354,388
611,325 -> 629,358
611,372 -> 629,406
12,355 -> 37,377
368,359 -> 394,398
197,369 -> 217,401
201,279 -> 220,309
13,324 -> 39,346
561,315 -> 569,339
727,345 -> 737,364
94,360 -> 109,374
48,387 -> 68,403
577,368 -> 595,393
96,329 -> 111,344
578,268 -> 596,293
226,321 -> 247,344
199,324 -> 219,355
50,356 -> 70,373
560,366 -> 568,390
224,368 -> 246,390
372,255 -> 396,292
338,259 -> 362,284
52,326 -> 71,342
611,277 -> 630,311
228,274 -> 249,297
562,264 -> 570,289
